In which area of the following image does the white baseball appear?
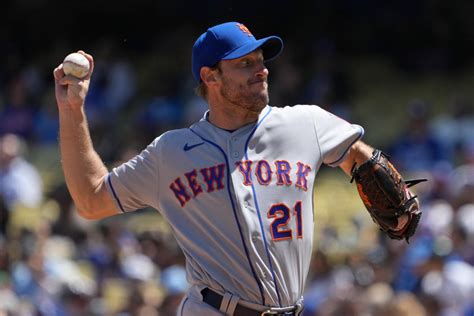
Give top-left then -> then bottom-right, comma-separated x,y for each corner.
62,53 -> 90,79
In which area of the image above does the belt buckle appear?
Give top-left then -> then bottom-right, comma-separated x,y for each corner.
260,302 -> 304,316
295,302 -> 304,315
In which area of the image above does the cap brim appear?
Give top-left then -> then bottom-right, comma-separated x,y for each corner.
222,36 -> 283,62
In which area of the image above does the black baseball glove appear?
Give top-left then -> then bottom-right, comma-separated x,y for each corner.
351,150 -> 427,242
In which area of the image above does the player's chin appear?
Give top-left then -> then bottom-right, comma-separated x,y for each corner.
260,90 -> 269,104
252,93 -> 269,109
250,80 -> 268,92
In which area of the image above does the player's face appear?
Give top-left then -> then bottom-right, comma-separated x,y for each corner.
217,50 -> 269,112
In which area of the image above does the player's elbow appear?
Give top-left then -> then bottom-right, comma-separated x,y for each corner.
76,206 -> 100,220
75,201 -> 117,220
75,197 -> 104,220
72,178 -> 117,220
73,192 -> 113,220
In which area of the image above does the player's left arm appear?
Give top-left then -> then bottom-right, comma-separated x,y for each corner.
338,140 -> 410,231
338,139 -> 426,242
338,140 -> 373,176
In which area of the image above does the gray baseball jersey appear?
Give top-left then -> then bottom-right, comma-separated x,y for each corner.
105,104 -> 364,313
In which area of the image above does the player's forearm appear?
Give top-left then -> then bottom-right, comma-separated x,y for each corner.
59,106 -> 108,213
339,140 -> 373,176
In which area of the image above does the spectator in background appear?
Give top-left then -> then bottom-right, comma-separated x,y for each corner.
302,251 -> 333,315
102,54 -> 137,115
0,134 -> 43,211
85,47 -> 137,128
159,264 -> 189,315
0,76 -> 36,140
0,196 -> 8,236
449,141 -> 474,208
389,99 -> 445,172
33,89 -> 60,145
430,96 -> 474,165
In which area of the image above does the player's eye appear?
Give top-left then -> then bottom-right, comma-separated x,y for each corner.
240,59 -> 251,67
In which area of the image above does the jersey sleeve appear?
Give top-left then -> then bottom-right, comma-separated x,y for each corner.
105,137 -> 161,212
310,106 -> 364,167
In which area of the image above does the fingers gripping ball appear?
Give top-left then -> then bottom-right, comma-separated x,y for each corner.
62,53 -> 90,79
351,150 -> 427,242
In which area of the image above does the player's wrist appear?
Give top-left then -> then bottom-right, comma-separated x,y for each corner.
58,103 -> 87,119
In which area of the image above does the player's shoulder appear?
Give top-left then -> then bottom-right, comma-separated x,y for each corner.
269,104 -> 325,119
148,128 -> 204,153
271,104 -> 323,112
153,128 -> 195,146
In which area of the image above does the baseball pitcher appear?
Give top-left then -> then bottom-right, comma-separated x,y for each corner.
53,22 -> 424,316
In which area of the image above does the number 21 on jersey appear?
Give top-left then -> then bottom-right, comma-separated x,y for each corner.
268,201 -> 303,241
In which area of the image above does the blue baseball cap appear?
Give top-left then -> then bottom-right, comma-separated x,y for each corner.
192,22 -> 284,81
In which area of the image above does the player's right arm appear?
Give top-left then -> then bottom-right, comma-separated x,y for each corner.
53,51 -> 118,220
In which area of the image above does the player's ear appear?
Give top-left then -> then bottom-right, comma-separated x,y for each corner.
201,67 -> 219,85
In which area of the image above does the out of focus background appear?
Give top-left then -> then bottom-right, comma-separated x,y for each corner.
1,1 -> 473,315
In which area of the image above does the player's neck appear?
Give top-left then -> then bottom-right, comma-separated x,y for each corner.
207,109 -> 259,131
207,101 -> 261,131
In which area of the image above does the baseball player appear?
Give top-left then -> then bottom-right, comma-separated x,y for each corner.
53,22 -> 422,316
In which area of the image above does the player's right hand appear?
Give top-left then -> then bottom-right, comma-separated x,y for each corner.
53,50 -> 94,111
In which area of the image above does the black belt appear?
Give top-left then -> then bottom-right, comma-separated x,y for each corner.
201,288 -> 302,316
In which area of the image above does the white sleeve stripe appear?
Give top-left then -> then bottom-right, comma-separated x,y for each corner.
106,173 -> 126,213
326,126 -> 364,166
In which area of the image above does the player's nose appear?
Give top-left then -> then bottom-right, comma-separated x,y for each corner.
255,63 -> 269,78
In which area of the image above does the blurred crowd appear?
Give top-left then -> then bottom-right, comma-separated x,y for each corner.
1,15 -> 474,316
